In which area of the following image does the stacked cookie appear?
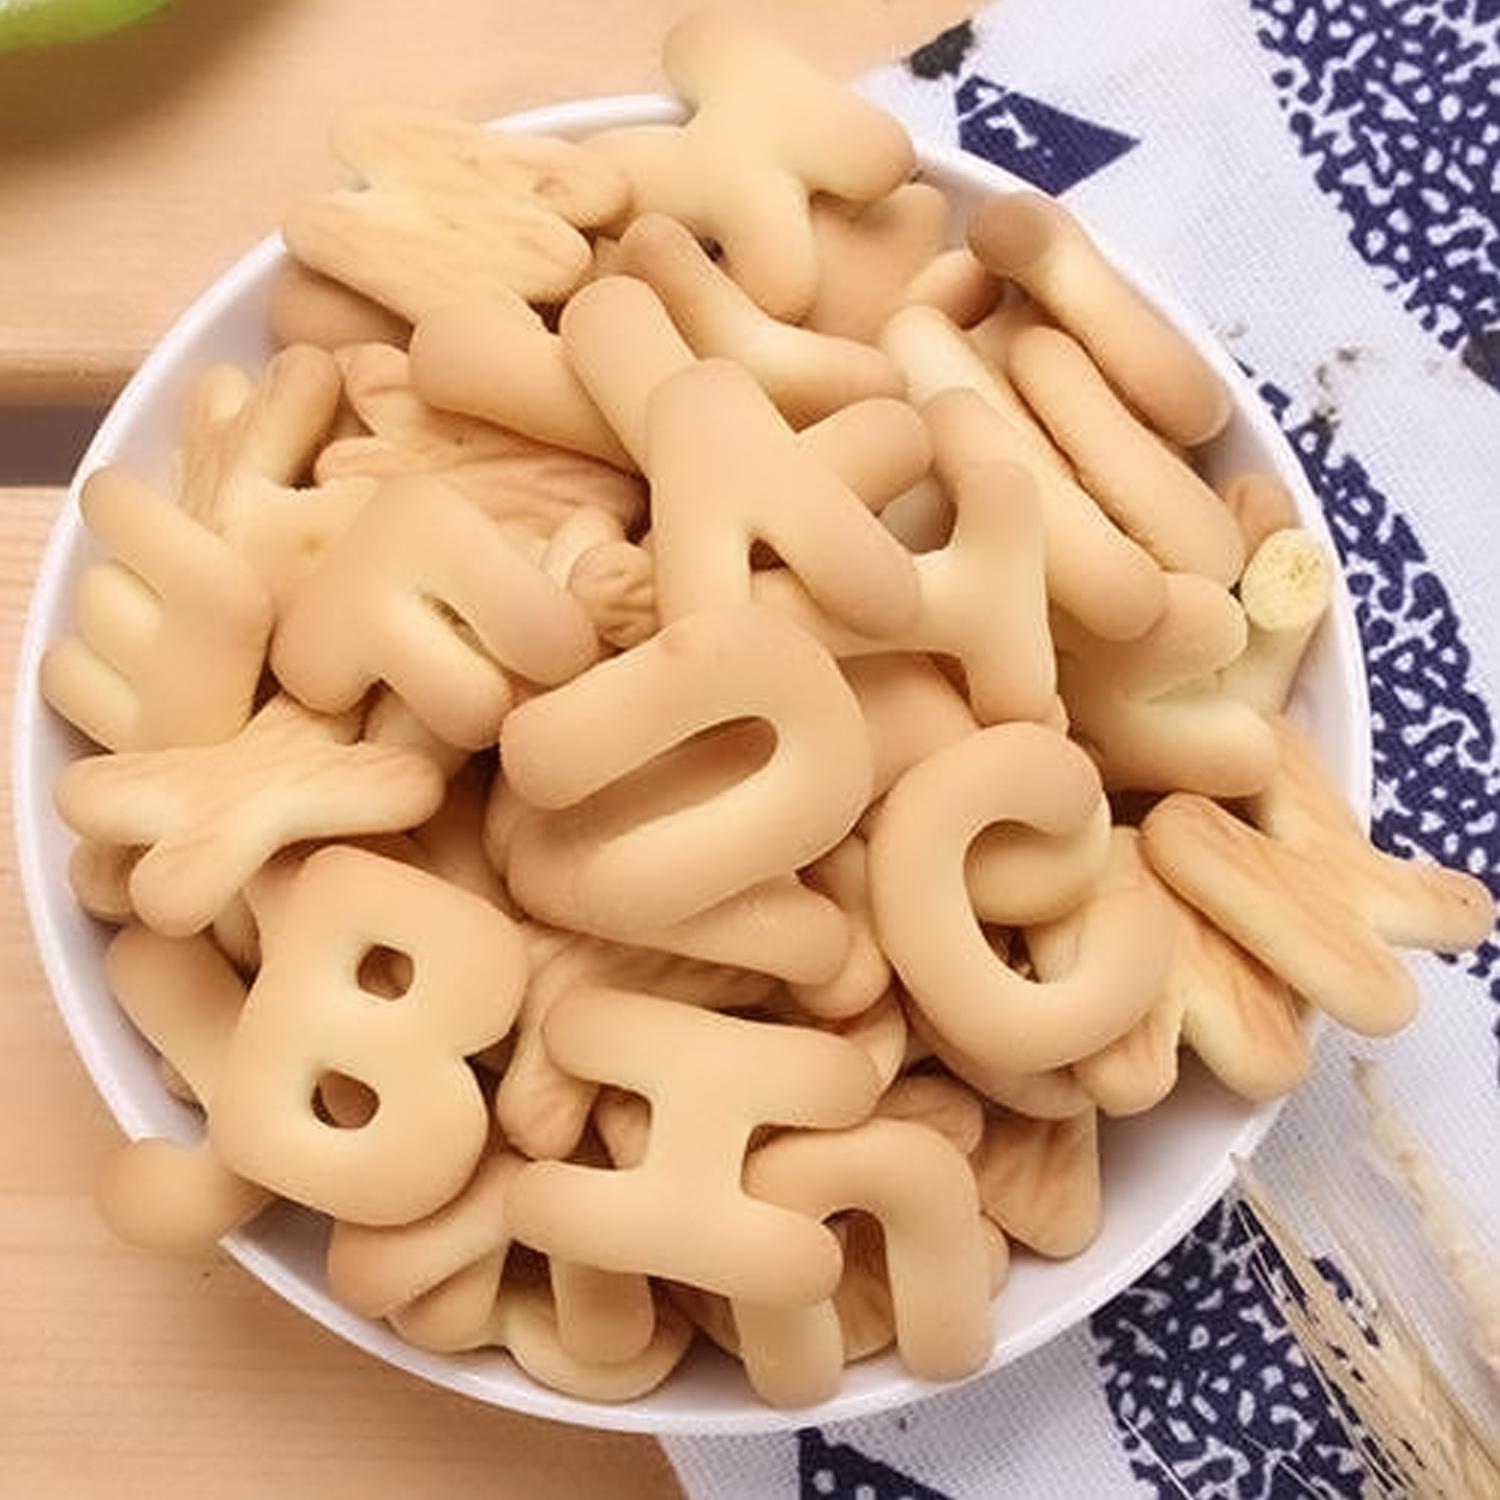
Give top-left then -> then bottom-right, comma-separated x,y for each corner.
40,9 -> 1494,1410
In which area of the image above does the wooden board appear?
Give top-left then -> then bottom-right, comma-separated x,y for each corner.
0,487 -> 686,1499
0,0 -> 978,404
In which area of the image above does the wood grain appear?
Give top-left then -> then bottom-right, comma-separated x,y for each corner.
0,488 -> 684,1499
0,0 -> 979,403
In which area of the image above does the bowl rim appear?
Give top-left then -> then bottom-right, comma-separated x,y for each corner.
10,89 -> 1372,1436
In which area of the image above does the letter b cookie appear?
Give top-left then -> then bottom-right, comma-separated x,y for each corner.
212,846 -> 528,1224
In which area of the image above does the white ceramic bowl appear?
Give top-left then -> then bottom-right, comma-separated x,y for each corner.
12,94 -> 1371,1435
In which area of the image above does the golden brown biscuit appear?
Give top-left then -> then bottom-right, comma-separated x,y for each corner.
918,373 -> 1168,642
806,182 -> 950,340
361,689 -> 470,781
874,1073 -> 986,1157
327,1148 -> 526,1320
94,925 -> 272,1253
430,1271 -> 694,1402
613,213 -> 903,426
504,987 -> 882,1304
843,652 -> 979,799
549,1258 -> 658,1368
566,539 -> 657,650
1250,716 -> 1495,951
968,191 -> 1231,446
903,247 -> 1002,328
409,296 -> 635,470
1033,833 -> 1182,1116
177,348 -> 379,612
179,345 -> 346,532
54,695 -> 445,936
40,467 -> 272,752
972,1106 -> 1102,1258
733,1117 -> 993,1404
272,473 -> 600,749
1221,531 -> 1334,715
1142,793 -> 1417,1035
556,275 -> 696,470
1164,880 -> 1310,1102
966,800 -> 1113,926
870,724 -> 1172,1074
267,261 -> 411,352
494,928 -> 775,1161
881,304 -> 1060,470
284,108 -> 629,321
590,10 -> 913,319
212,846 -> 528,1224
321,341 -> 646,537
67,840 -> 140,924
790,836 -> 892,1020
1055,571 -> 1280,797
646,359 -> 924,635
755,396 -> 1055,725
1218,471 -> 1299,557
1006,323 -> 1245,582
501,603 -> 872,934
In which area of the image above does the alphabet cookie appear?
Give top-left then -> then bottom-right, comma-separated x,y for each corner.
755,390 -> 1055,725
1221,530 -> 1333,715
272,473 -> 600,749
590,10 -> 913,319
968,191 -> 1232,446
212,845 -> 528,1223
972,1106 -> 1103,1259
95,925 -> 272,1253
645,359 -> 924,635
1005,322 -> 1244,582
494,928 -> 775,1161
501,603 -> 872,933
1142,793 -> 1418,1035
40,467 -> 272,752
284,108 -> 629,321
504,987 -> 881,1302
613,212 -> 903,426
805,182 -> 950,340
320,341 -> 646,537
409,295 -> 634,469
54,694 -> 445,935
1054,571 -> 1280,797
870,723 -> 1173,1075
734,1117 -> 994,1405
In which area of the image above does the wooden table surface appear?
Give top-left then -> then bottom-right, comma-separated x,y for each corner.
0,0 -> 977,404
0,3 -> 980,1492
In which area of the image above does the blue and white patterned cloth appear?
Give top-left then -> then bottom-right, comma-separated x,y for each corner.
664,2 -> 1500,1494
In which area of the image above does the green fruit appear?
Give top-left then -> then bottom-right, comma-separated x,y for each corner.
0,0 -> 170,51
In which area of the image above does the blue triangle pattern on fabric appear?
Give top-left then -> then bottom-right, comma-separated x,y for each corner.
953,75 -> 1138,194
798,1428 -> 955,1500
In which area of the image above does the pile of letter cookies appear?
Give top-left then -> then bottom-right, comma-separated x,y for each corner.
38,11 -> 1495,1410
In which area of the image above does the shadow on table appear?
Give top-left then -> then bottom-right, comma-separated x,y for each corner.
0,0 -> 291,152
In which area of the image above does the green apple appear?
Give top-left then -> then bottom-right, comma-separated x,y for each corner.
0,0 -> 169,51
